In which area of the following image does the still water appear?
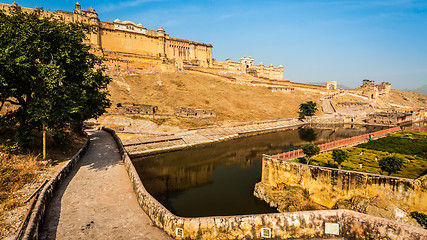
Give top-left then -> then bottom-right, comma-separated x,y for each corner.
133,124 -> 386,217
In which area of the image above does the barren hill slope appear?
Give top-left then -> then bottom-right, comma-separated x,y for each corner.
106,70 -> 324,123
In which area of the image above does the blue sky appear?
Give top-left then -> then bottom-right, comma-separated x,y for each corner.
9,0 -> 427,89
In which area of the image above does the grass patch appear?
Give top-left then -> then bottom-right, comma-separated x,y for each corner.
357,135 -> 427,158
393,130 -> 427,139
311,147 -> 427,179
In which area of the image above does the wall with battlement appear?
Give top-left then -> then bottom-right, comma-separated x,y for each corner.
213,57 -> 284,80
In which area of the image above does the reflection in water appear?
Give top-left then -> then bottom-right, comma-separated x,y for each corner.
133,124 -> 386,217
298,127 -> 317,142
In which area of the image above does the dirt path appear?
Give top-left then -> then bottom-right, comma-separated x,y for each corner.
40,130 -> 172,240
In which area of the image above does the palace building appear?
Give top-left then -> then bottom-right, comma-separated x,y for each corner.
0,2 -> 213,67
1,2 -> 286,80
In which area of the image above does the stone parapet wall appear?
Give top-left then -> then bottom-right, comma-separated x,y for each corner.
260,154 -> 427,213
20,133 -> 90,240
104,126 -> 427,239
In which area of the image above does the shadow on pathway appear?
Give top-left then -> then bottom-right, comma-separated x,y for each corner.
40,130 -> 172,239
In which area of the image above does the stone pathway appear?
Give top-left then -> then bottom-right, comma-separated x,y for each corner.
40,130 -> 172,240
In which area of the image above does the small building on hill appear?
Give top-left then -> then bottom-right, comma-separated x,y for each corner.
361,80 -> 391,99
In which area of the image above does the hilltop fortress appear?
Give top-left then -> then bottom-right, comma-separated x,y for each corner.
1,2 -> 284,80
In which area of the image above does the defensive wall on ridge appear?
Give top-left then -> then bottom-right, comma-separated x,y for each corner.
104,126 -> 427,239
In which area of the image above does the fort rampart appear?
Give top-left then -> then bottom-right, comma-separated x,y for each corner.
104,126 -> 427,239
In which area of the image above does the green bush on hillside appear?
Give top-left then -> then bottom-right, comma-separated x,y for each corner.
410,211 -> 427,229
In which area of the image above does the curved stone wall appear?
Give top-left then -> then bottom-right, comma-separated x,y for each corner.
103,126 -> 427,240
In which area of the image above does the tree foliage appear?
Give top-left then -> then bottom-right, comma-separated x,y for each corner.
378,155 -> 404,176
299,101 -> 317,118
332,149 -> 348,168
301,143 -> 320,165
0,7 -> 110,149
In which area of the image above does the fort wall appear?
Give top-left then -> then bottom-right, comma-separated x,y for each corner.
259,155 -> 427,213
213,57 -> 284,81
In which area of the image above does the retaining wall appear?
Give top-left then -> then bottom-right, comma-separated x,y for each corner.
104,126 -> 427,239
260,155 -> 427,212
21,133 -> 90,240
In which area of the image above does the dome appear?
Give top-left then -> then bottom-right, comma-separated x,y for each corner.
259,62 -> 264,66
113,19 -> 121,23
158,27 -> 165,31
269,63 -> 274,67
137,23 -> 145,28
279,64 -> 283,68
87,6 -> 96,13
122,20 -> 137,26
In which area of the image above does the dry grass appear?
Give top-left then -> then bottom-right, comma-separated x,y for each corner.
107,71 -> 324,124
0,152 -> 41,208
0,130 -> 86,238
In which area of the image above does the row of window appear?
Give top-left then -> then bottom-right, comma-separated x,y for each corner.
169,44 -> 192,50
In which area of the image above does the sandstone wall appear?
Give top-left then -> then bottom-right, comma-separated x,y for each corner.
260,155 -> 427,213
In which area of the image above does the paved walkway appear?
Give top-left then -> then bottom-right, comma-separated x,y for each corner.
40,130 -> 172,239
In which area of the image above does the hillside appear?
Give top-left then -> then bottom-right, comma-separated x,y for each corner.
104,70 -> 324,123
93,63 -> 427,131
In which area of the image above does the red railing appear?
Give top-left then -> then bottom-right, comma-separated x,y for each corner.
272,126 -> 402,160
401,127 -> 427,132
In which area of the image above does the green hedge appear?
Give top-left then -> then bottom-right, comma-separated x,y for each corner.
357,136 -> 427,158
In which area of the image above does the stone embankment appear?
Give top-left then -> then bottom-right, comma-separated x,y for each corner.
106,127 -> 427,239
124,118 -> 304,156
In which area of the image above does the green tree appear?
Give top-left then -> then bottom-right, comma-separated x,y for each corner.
299,101 -> 318,119
332,149 -> 348,169
301,143 -> 320,165
378,155 -> 404,176
0,6 -> 110,149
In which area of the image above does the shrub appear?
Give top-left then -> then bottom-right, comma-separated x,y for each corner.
410,211 -> 427,229
332,149 -> 349,168
378,155 -> 404,176
301,143 -> 320,165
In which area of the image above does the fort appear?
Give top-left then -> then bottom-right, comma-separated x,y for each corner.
0,2 -> 285,81
0,2 -> 213,67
